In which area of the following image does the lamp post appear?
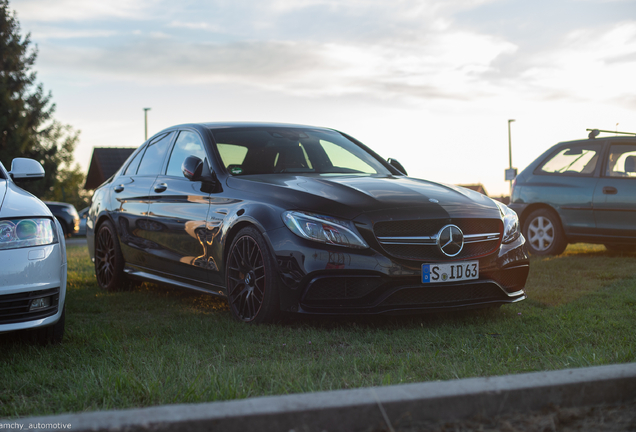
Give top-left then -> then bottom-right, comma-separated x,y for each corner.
506,119 -> 516,196
143,108 -> 151,140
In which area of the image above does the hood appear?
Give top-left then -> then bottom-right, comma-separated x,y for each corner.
0,180 -> 52,218
227,174 -> 499,220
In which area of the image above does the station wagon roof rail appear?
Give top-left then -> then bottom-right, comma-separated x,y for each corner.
586,128 -> 636,139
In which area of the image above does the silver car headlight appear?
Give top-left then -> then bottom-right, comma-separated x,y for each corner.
495,201 -> 520,244
282,211 -> 368,249
0,218 -> 58,250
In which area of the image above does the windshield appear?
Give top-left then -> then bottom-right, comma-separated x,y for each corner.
210,127 -> 392,176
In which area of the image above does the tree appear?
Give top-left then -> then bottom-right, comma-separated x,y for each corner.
0,0 -> 85,207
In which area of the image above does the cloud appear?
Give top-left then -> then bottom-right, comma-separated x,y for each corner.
12,0 -> 159,21
515,22 -> 636,101
168,21 -> 223,32
37,25 -> 516,102
18,0 -> 636,106
29,29 -> 119,40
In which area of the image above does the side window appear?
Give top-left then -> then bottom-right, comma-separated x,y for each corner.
166,131 -> 207,177
124,148 -> 145,176
539,144 -> 601,176
137,132 -> 174,176
606,144 -> 636,178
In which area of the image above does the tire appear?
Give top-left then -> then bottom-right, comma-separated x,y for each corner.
226,226 -> 280,323
604,244 -> 636,253
33,306 -> 65,345
95,220 -> 129,291
522,209 -> 567,256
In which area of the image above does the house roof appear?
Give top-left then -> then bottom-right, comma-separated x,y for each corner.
457,183 -> 488,196
84,147 -> 136,190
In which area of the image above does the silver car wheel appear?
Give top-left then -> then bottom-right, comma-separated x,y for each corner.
527,216 -> 555,251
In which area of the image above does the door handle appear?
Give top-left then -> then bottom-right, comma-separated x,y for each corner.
154,183 -> 168,193
602,186 -> 617,195
114,184 -> 124,193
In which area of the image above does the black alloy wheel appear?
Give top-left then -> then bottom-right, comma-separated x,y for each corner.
226,227 -> 280,323
95,220 -> 128,291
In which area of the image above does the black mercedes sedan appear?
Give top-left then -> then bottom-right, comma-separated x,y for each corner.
87,122 -> 529,323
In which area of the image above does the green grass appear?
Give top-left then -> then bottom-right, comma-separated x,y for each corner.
1,243 -> 635,418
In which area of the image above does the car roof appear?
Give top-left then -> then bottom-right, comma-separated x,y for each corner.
160,122 -> 336,132
555,135 -> 636,146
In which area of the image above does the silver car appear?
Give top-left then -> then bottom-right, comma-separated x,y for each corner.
0,158 -> 67,343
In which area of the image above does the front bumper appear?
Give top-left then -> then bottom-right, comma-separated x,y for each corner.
0,243 -> 67,332
267,227 -> 529,315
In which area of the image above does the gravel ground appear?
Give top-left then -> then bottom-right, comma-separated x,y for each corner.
390,400 -> 636,432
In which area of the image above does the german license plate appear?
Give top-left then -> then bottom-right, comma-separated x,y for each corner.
422,261 -> 479,284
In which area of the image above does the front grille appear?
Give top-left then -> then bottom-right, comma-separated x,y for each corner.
0,288 -> 59,325
374,218 -> 502,261
304,277 -> 382,300
381,283 -> 505,306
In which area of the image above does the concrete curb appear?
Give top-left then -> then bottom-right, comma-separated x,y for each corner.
8,363 -> 636,431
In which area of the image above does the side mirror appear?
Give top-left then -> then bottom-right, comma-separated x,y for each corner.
182,155 -> 204,181
9,158 -> 45,181
182,155 -> 221,193
387,158 -> 407,176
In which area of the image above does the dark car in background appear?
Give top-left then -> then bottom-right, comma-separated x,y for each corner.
510,129 -> 636,255
44,202 -> 79,238
76,207 -> 88,236
87,122 -> 529,323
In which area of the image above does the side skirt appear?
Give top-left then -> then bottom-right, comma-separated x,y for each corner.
124,266 -> 227,298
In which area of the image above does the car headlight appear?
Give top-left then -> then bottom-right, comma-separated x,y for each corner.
282,211 -> 368,249
495,201 -> 520,244
0,218 -> 58,250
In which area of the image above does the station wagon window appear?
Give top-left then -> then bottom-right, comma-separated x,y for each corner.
137,132 -> 174,176
606,144 -> 636,178
166,131 -> 207,177
539,144 -> 601,176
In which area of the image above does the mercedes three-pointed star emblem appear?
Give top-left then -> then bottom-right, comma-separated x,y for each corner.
436,224 -> 464,257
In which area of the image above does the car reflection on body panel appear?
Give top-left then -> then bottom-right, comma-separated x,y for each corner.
87,122 -> 529,323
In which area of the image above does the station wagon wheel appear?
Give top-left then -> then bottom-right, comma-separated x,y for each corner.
523,209 -> 567,256
226,227 -> 280,323
95,220 -> 128,291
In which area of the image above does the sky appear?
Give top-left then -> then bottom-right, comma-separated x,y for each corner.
9,0 -> 636,197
